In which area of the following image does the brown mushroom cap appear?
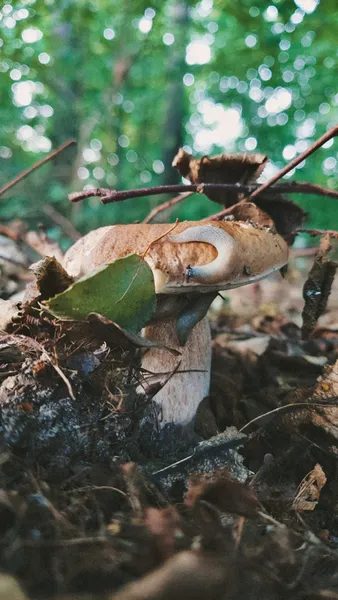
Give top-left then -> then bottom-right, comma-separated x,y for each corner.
63,220 -> 288,294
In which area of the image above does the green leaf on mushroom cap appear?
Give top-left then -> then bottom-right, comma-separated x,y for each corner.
44,255 -> 156,333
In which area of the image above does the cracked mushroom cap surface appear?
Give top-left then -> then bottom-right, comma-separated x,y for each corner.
63,220 -> 289,293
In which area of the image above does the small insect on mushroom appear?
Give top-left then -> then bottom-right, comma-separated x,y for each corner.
63,220 -> 288,428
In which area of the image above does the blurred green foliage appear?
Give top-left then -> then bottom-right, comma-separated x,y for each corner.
0,0 -> 337,247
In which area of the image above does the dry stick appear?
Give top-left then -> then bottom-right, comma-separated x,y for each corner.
142,219 -> 179,258
69,187 -> 114,202
43,204 -> 81,241
0,224 -> 23,241
275,180 -> 338,199
205,202 -> 243,222
239,401 -> 338,433
290,247 -> 319,257
0,139 -> 76,199
69,183 -> 251,203
69,180 -> 338,205
27,337 -> 76,400
298,228 -> 338,239
143,191 -> 193,223
249,125 -> 338,200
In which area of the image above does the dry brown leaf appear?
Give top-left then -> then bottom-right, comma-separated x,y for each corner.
172,148 -> 306,240
222,194 -> 306,243
285,360 -> 338,442
292,463 -> 327,512
172,148 -> 268,206
313,359 -> 338,400
22,255 -> 74,306
29,256 -> 74,301
223,202 -> 275,229
307,406 -> 338,441
253,193 -> 306,243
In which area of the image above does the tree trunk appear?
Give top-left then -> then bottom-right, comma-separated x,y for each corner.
162,0 -> 190,185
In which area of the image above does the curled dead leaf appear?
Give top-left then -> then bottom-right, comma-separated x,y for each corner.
172,148 -> 306,240
223,202 -> 275,229
29,256 -> 74,301
253,193 -> 306,243
313,359 -> 338,400
292,463 -> 327,512
172,148 -> 268,206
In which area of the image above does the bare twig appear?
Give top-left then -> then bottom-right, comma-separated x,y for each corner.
69,180 -> 338,206
0,139 -> 76,199
0,224 -> 25,241
298,228 -> 338,239
68,183 -> 212,203
69,186 -> 124,202
142,220 -> 179,257
143,191 -> 193,223
21,536 -> 109,548
26,337 -> 76,400
274,180 -> 338,199
239,401 -> 338,433
63,484 -> 129,499
249,125 -> 338,200
50,360 -> 76,400
204,203 -> 243,222
43,204 -> 81,241
290,248 -> 319,258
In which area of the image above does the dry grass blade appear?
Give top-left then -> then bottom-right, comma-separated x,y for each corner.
143,191 -> 193,223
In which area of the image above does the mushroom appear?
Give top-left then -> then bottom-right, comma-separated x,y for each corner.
63,220 -> 288,427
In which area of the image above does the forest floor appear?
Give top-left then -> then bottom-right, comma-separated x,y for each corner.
1,237 -> 338,600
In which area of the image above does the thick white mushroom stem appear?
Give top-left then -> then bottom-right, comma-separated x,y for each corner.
141,315 -> 211,426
